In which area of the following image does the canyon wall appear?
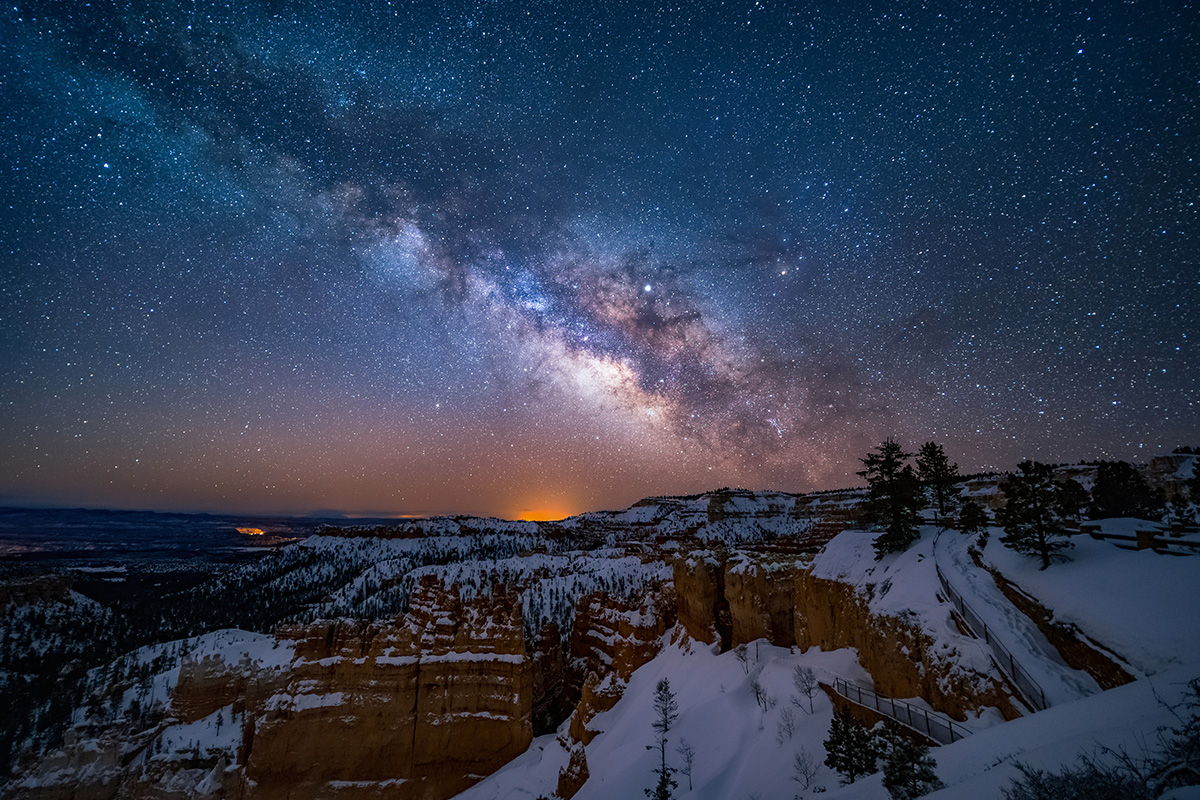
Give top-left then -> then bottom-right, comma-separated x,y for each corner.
566,589 -> 672,744
674,546 -> 1017,722
793,569 -> 1017,720
673,552 -> 730,648
244,576 -> 532,800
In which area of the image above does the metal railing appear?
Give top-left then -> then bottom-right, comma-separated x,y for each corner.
831,678 -> 968,744
935,564 -> 1048,711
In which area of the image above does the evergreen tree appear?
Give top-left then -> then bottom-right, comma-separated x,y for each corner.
858,439 -> 924,557
1167,493 -> 1193,528
997,461 -> 1073,569
958,499 -> 989,536
823,710 -> 879,784
915,442 -> 961,526
646,678 -> 678,800
1091,460 -> 1165,520
1186,464 -> 1200,503
1054,478 -> 1090,521
878,722 -> 944,799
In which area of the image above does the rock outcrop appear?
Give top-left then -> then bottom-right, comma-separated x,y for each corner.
673,546 -> 1017,722
245,576 -> 532,800
724,556 -> 797,648
673,551 -> 730,647
566,589 -> 671,744
793,569 -> 1018,721
556,742 -> 589,799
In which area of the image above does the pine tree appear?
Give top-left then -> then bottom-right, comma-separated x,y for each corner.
1091,460 -> 1165,520
915,442 -> 961,526
997,461 -> 1073,569
1054,478 -> 1090,521
858,439 -> 924,557
1167,493 -> 1193,528
646,678 -> 678,800
958,498 -> 989,535
823,710 -> 879,784
878,722 -> 944,799
1186,463 -> 1200,503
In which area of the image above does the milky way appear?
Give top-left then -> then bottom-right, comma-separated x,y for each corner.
1,1 -> 1196,518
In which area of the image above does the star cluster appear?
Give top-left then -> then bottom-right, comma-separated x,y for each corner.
1,1 -> 1196,518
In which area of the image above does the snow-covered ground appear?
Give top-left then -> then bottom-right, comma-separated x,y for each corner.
935,530 -> 1101,705
462,636 -> 1200,800
459,637 -> 864,800
461,633 -> 1200,800
829,664 -> 1199,800
980,523 -> 1200,676
809,527 -> 1000,702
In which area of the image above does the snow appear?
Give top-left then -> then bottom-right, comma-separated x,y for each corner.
811,527 -> 998,689
460,518 -> 1200,800
981,527 -> 1200,675
460,637 -> 868,800
187,628 -> 295,671
421,652 -> 524,663
266,691 -> 346,711
907,665 -> 1198,800
149,705 -> 242,762
72,629 -> 296,726
459,632 -> 1200,800
935,530 -> 1100,706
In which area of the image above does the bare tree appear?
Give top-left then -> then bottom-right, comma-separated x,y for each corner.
752,679 -> 772,711
735,643 -> 750,674
776,706 -> 796,743
793,747 -> 820,790
793,665 -> 819,714
675,738 -> 696,791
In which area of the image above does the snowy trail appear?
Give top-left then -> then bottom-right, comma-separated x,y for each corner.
933,531 -> 1100,707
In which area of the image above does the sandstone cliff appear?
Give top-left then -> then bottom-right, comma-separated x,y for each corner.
245,575 -> 532,800
566,588 -> 671,744
673,545 -> 1017,722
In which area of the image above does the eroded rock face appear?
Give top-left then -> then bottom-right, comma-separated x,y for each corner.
672,545 -> 1016,723
557,743 -> 589,799
793,570 -> 1017,721
724,557 -> 796,648
564,588 -> 671,745
245,576 -> 533,800
672,552 -> 729,647
530,621 -> 572,735
569,590 -> 669,682
173,656 -> 248,724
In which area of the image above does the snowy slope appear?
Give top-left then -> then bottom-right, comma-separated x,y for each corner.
460,637 -> 1200,800
935,531 -> 1101,705
980,526 -> 1200,676
458,519 -> 1200,800
826,665 -> 1199,800
458,638 -> 864,800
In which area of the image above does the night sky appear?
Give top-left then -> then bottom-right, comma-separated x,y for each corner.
2,1 -> 1196,519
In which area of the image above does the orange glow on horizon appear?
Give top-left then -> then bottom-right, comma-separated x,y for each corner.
236,527 -> 266,536
514,501 -> 579,522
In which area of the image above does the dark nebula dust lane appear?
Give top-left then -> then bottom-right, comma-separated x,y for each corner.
1,1 -> 1196,518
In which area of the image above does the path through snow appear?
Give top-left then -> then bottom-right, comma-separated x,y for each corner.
933,531 -> 1100,706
